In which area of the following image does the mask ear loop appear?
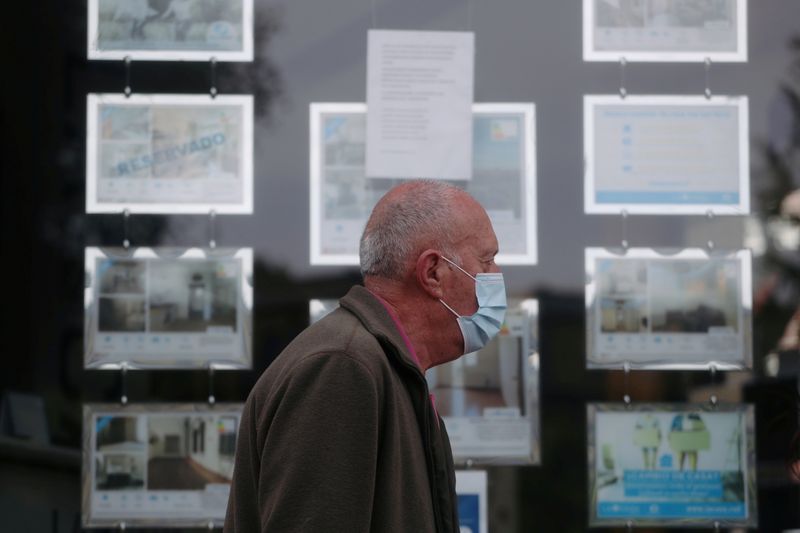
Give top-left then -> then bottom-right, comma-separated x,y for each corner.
439,254 -> 484,318
438,298 -> 461,318
441,255 -> 477,281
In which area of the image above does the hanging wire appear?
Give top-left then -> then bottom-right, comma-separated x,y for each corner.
704,57 -> 712,99
209,209 -> 217,249
621,209 -> 629,249
120,363 -> 128,405
706,209 -> 715,250
466,0 -> 473,31
709,364 -> 719,408
369,0 -> 377,28
619,57 -> 627,99
623,361 -> 632,405
124,56 -> 132,97
208,365 -> 216,405
210,57 -> 218,98
123,208 -> 131,249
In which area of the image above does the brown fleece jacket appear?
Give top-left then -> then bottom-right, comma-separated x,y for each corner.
224,285 -> 459,532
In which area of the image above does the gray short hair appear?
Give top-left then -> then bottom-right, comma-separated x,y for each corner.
360,180 -> 464,279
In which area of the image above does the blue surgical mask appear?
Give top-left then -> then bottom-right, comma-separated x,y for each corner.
439,256 -> 507,354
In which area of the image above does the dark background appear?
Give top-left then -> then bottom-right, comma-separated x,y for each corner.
2,0 -> 799,531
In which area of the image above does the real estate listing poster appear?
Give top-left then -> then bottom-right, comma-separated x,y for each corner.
429,299 -> 540,464
584,95 -> 749,215
87,94 -> 253,214
585,247 -> 752,369
587,403 -> 757,528
88,0 -> 254,61
84,247 -> 253,369
82,403 -> 244,528
583,0 -> 747,62
310,103 -> 537,265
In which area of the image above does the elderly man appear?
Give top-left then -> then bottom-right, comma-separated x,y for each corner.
224,180 -> 505,532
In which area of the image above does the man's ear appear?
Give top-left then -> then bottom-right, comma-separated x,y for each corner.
415,249 -> 446,299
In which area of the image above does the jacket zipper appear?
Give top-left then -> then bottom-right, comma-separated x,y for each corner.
379,337 -> 445,533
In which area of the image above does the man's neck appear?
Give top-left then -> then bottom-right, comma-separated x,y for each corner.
365,280 -> 439,372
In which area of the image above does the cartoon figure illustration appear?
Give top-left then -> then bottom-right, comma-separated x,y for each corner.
597,443 -> 619,488
633,414 -> 661,469
668,412 -> 711,471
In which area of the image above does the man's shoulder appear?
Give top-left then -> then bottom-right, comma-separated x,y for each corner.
294,306 -> 387,364
252,307 -> 391,397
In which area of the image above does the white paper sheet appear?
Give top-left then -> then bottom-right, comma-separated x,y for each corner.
366,30 -> 474,180
584,95 -> 749,215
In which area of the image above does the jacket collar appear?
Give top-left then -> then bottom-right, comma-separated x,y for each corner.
339,285 -> 423,375
341,286 -> 453,532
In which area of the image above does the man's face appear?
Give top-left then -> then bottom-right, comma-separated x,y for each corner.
440,201 -> 500,317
